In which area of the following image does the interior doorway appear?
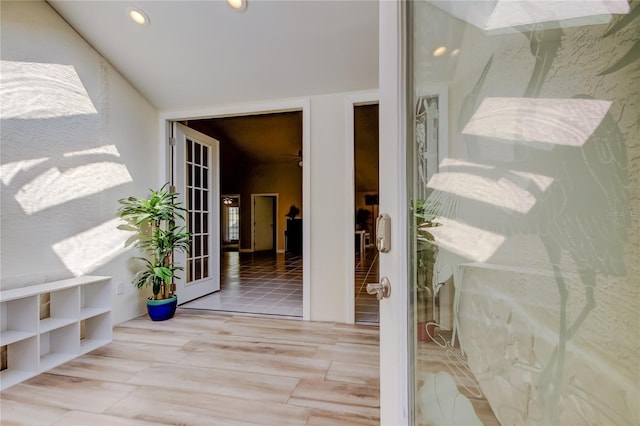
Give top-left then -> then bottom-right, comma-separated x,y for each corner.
175,110 -> 305,318
354,103 -> 380,324
252,194 -> 277,252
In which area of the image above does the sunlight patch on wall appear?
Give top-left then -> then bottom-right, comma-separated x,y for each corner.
0,60 -> 97,119
462,97 -> 612,149
63,145 -> 120,158
0,157 -> 48,186
53,218 -> 131,276
15,161 -> 132,215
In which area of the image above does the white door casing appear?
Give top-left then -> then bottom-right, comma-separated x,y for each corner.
345,91 -> 380,324
173,122 -> 220,303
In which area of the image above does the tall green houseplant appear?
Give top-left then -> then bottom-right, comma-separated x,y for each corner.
117,184 -> 190,301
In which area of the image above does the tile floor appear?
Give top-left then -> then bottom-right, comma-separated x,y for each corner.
181,248 -> 379,324
355,247 -> 380,324
181,251 -> 303,317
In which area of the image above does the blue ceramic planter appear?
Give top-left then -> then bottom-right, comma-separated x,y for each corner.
147,295 -> 177,321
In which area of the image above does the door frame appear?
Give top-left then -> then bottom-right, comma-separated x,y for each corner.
379,0 -> 410,424
345,92 -> 379,324
251,193 -> 278,252
159,98 -> 311,320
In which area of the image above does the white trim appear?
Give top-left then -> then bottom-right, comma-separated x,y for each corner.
159,97 -> 311,321
345,91 -> 379,324
301,100 -> 311,321
250,193 -> 279,252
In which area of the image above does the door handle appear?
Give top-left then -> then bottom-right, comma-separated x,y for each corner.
366,277 -> 391,301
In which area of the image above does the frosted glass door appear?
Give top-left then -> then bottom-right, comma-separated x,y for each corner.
408,1 -> 639,425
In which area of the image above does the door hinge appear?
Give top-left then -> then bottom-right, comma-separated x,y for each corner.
169,137 -> 176,146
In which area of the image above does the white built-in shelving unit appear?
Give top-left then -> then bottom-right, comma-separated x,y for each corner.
0,276 -> 111,391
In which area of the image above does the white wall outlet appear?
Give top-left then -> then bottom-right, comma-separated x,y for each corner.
116,281 -> 125,295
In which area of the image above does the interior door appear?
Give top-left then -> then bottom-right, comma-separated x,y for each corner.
253,195 -> 275,251
173,122 -> 220,303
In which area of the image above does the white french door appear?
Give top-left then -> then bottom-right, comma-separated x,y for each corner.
173,123 -> 220,303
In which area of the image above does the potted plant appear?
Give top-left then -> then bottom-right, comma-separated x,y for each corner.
117,184 -> 190,321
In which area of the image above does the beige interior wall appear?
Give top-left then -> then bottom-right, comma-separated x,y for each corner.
237,162 -> 302,251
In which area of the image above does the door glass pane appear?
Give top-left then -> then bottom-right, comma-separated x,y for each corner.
185,139 -> 211,285
409,2 -> 639,425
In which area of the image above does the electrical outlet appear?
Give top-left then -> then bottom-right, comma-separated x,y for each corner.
116,281 -> 125,295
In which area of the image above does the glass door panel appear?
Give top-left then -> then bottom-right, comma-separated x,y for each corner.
409,1 -> 639,425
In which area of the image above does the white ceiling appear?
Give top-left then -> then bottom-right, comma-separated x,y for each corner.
48,0 -> 379,111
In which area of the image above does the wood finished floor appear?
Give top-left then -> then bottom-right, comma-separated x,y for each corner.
0,309 -> 380,426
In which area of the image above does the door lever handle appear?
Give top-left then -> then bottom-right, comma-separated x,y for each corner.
366,277 -> 391,301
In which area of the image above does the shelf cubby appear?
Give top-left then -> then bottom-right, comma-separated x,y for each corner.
0,336 -> 38,390
1,296 -> 38,346
80,280 -> 111,320
80,312 -> 112,354
39,323 -> 80,372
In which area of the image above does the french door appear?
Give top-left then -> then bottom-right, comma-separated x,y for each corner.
173,123 -> 220,303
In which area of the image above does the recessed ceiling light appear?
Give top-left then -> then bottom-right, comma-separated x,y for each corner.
227,0 -> 247,12
127,7 -> 150,25
433,46 -> 447,57
451,48 -> 460,57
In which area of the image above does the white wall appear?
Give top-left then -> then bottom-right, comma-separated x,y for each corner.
0,1 -> 159,324
308,92 -> 352,322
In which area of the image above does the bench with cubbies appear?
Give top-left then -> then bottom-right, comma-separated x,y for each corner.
0,276 -> 111,390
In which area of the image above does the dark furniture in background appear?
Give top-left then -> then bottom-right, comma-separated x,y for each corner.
285,218 -> 302,254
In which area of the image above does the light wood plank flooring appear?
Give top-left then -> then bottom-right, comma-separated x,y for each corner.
0,309 -> 380,426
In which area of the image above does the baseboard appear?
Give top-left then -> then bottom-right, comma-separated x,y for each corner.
239,248 -> 254,253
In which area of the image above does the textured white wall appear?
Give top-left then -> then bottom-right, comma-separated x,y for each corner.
414,2 -> 639,424
1,1 -> 159,324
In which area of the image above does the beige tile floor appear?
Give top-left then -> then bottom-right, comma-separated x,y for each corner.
354,248 -> 380,324
182,252 -> 303,317
0,309 -> 380,426
182,249 -> 380,324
